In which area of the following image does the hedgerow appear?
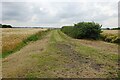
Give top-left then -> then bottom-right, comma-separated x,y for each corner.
61,22 -> 102,39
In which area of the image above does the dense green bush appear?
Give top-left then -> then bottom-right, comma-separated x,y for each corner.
61,22 -> 102,39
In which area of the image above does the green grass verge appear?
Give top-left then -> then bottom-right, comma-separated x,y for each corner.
2,30 -> 50,58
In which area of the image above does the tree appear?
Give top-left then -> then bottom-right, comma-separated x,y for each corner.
111,27 -> 120,30
106,28 -> 110,30
2,24 -> 12,28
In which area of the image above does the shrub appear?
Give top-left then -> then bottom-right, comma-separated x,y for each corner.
61,22 -> 102,39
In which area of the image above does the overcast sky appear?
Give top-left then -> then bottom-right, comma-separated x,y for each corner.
0,0 -> 119,28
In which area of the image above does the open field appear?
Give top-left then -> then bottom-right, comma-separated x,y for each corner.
2,29 -> 118,78
2,28 -> 47,54
102,30 -> 119,35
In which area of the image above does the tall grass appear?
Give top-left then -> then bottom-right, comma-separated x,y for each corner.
2,30 -> 50,58
100,31 -> 120,44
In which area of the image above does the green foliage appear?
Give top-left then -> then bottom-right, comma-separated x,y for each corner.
111,27 -> 120,30
61,22 -> 102,39
23,32 -> 41,44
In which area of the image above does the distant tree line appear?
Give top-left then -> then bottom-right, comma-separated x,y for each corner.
61,22 -> 102,39
0,24 -> 12,28
102,27 -> 120,30
111,27 -> 120,30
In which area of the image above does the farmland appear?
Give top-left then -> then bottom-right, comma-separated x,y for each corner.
101,30 -> 120,44
102,30 -> 118,34
2,28 -> 47,58
2,29 -> 119,78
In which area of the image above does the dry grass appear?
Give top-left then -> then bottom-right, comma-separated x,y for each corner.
2,30 -> 118,78
77,30 -> 119,54
2,31 -> 51,78
100,30 -> 120,44
2,28 -> 47,53
77,39 -> 118,54
102,30 -> 119,35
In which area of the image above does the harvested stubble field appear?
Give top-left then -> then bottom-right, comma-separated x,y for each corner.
102,30 -> 118,34
2,28 -> 47,54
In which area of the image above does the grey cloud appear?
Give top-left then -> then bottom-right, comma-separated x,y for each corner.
0,2 -> 2,23
2,2 -> 33,22
2,2 -> 118,27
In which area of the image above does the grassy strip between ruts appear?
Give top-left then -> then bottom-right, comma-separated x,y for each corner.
1,29 -> 50,58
